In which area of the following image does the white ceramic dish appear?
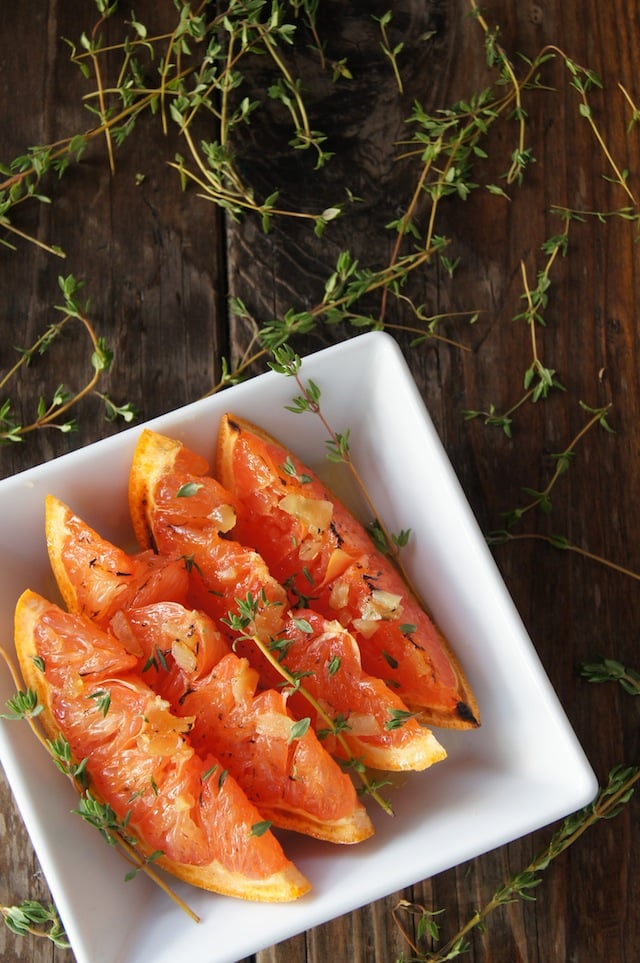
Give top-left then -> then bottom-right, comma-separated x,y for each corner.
0,331 -> 597,963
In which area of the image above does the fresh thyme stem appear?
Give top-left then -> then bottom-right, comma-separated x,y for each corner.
89,14 -> 116,176
256,22 -> 310,141
0,646 -> 51,753
618,83 -> 640,127
488,530 -> 640,584
1,900 -> 70,949
395,765 -> 639,962
0,218 -> 66,258
111,837 -> 201,923
499,402 -> 612,526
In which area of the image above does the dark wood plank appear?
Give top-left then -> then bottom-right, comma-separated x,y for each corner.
1,3 -> 638,963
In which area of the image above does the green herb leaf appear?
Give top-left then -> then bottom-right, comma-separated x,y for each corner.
249,820 -> 273,838
289,717 -> 311,741
177,481 -> 204,497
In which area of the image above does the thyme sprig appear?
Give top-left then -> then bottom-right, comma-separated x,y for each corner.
487,529 -> 640,585
1,274 -> 135,444
463,225 -> 570,436
1,899 -> 70,949
1,0 -> 340,255
270,345 -> 406,552
240,12 -> 638,397
0,687 -> 43,721
500,401 -> 613,528
4,0 -> 635,433
394,763 -> 640,962
374,11 -> 405,94
581,656 -> 640,695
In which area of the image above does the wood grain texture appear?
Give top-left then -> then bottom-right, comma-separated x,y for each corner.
1,2 -> 639,962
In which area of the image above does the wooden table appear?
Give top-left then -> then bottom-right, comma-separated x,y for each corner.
1,3 -> 638,961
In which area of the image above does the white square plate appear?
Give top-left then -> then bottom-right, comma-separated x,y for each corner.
0,331 -> 597,963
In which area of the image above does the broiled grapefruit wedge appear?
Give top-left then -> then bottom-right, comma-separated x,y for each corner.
46,494 -> 190,628
114,601 -> 374,843
14,589 -> 310,902
129,429 -> 286,642
127,429 -> 447,772
128,429 -> 237,552
274,610 -> 447,772
216,414 -> 479,729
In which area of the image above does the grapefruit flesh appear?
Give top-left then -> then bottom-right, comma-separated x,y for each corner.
116,601 -> 374,843
46,494 -> 190,627
45,496 -> 373,842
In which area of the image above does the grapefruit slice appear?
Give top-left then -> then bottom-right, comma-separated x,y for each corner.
14,589 -> 310,901
273,610 -> 447,772
128,429 -> 286,642
127,429 -> 447,773
127,429 -> 237,552
46,494 -> 190,628
114,601 -> 374,843
216,414 -> 479,729
45,497 -> 373,842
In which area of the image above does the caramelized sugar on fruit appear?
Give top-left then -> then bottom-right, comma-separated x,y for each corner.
216,414 -> 479,730
15,589 -> 310,901
112,600 -> 229,680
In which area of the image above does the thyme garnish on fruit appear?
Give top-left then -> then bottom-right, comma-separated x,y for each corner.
269,346 -> 423,613
270,345 -> 409,558
0,645 -> 200,924
221,592 -> 395,817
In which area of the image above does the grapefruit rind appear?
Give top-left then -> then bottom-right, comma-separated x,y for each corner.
127,429 -> 183,551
